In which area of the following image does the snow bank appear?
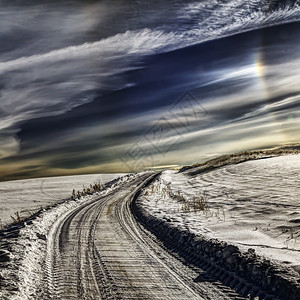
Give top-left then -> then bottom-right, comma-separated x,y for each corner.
135,155 -> 300,299
138,155 -> 300,267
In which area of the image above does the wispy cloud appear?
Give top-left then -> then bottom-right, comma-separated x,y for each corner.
1,1 -> 300,180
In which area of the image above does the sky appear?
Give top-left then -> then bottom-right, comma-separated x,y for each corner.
0,0 -> 300,181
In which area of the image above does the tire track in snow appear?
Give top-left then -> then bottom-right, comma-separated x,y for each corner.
38,173 -> 204,299
36,172 -> 242,299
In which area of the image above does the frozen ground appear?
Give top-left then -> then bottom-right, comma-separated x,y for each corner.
138,155 -> 300,270
1,171 -> 244,300
0,173 -> 122,225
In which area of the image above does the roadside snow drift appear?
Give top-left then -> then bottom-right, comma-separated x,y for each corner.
138,155 -> 300,269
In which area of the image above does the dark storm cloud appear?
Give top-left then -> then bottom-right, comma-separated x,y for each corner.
14,33 -> 257,159
1,1 -> 300,180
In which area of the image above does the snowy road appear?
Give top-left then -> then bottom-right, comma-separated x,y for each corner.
1,172 -> 245,300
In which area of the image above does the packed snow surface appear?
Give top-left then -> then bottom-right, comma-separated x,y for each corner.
0,173 -> 122,225
139,155 -> 300,267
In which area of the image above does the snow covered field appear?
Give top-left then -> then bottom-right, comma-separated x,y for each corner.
138,155 -> 300,270
0,174 -> 122,225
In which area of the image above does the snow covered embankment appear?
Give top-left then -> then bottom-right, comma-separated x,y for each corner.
133,156 -> 300,300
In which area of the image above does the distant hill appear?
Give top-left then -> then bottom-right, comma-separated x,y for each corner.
179,143 -> 300,175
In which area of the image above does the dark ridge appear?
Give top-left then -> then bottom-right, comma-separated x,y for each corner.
178,144 -> 300,175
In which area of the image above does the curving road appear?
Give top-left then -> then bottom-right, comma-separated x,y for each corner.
38,173 -> 239,300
